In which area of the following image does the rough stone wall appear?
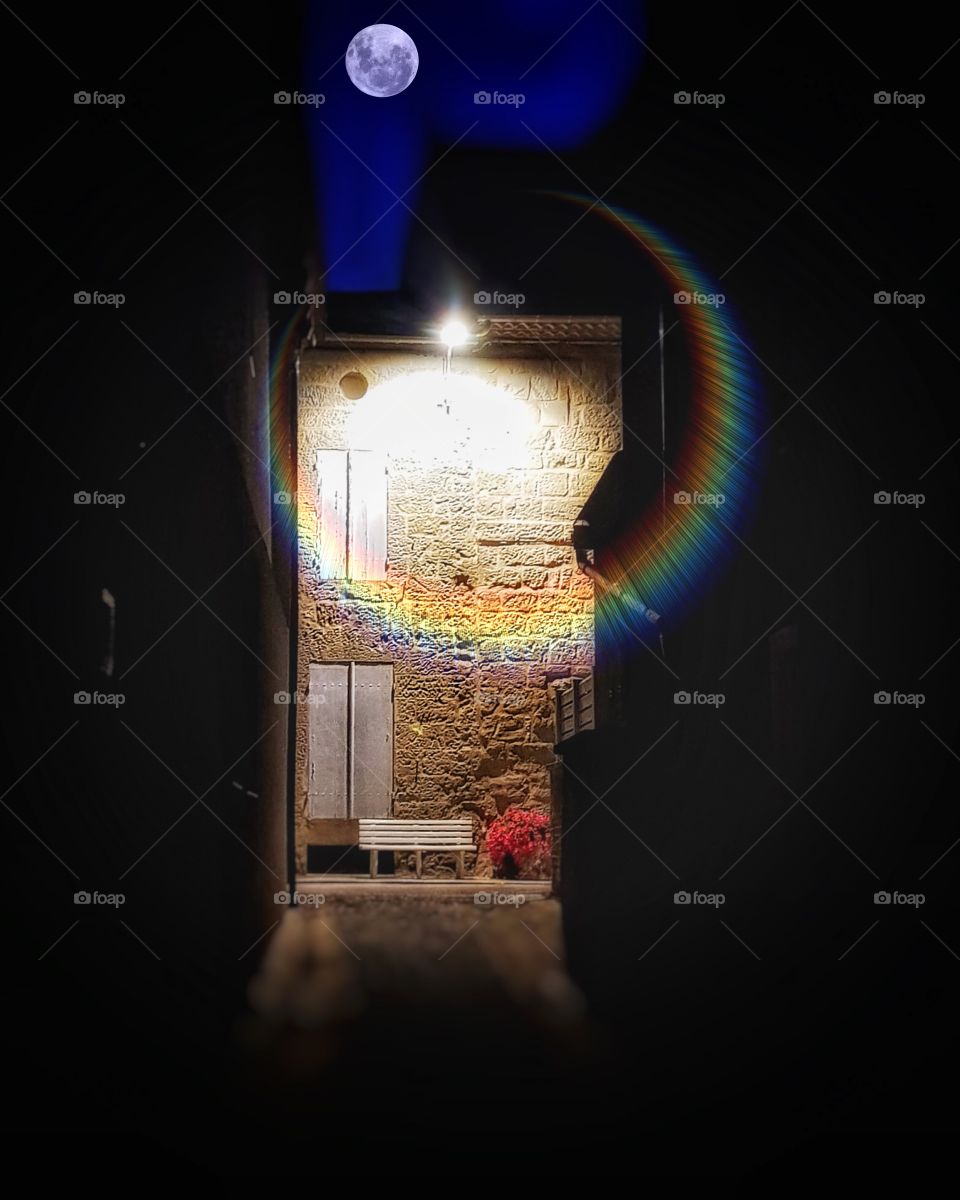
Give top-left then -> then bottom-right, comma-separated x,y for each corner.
295,336 -> 622,876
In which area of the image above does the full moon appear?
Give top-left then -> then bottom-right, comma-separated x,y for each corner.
345,25 -> 419,98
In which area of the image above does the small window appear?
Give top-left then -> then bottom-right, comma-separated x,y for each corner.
315,449 -> 387,580
553,674 -> 595,743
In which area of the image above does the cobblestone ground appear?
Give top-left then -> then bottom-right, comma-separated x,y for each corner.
232,896 -> 613,1164
249,896 -> 582,1021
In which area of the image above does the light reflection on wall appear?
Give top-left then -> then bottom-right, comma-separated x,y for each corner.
345,369 -> 535,470
295,349 -> 607,661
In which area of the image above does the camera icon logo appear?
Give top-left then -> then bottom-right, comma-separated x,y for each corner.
274,691 -> 293,705
273,891 -> 291,904
874,890 -> 892,904
474,90 -> 491,104
474,290 -> 491,305
873,491 -> 891,504
74,91 -> 91,105
74,291 -> 91,305
874,91 -> 891,105
673,490 -> 691,504
673,691 -> 691,705
674,890 -> 692,904
74,491 -> 92,505
874,691 -> 891,705
74,890 -> 92,904
674,91 -> 691,105
273,290 -> 291,304
74,691 -> 92,705
874,291 -> 891,305
274,91 -> 291,104
474,891 -> 492,906
673,290 -> 691,304
274,491 -> 291,505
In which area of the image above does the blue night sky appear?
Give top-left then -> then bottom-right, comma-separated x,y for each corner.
304,2 -> 645,290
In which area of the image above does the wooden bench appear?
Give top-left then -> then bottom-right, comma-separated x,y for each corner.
357,818 -> 476,879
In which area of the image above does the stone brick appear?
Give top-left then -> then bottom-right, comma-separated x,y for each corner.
544,450 -> 583,469
538,397 -> 569,426
540,471 -> 570,497
557,427 -> 602,452
578,405 -> 622,430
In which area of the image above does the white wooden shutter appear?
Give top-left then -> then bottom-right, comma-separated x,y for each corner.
307,662 -> 393,818
307,662 -> 349,817
348,450 -> 387,581
315,449 -> 348,579
351,663 -> 393,817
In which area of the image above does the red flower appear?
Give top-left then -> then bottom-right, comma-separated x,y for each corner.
486,808 -> 551,878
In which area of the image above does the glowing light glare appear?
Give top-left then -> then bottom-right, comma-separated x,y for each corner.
345,369 -> 534,468
552,193 -> 763,643
439,318 -> 470,348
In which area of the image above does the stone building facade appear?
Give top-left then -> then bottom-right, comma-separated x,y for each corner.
294,316 -> 622,878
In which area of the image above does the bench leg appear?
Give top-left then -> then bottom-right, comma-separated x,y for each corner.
456,850 -> 464,879
415,849 -> 423,879
369,849 -> 377,878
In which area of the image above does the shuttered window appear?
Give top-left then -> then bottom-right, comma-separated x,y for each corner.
315,450 -> 348,578
307,662 -> 394,819
314,449 -> 387,580
553,674 -> 596,743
